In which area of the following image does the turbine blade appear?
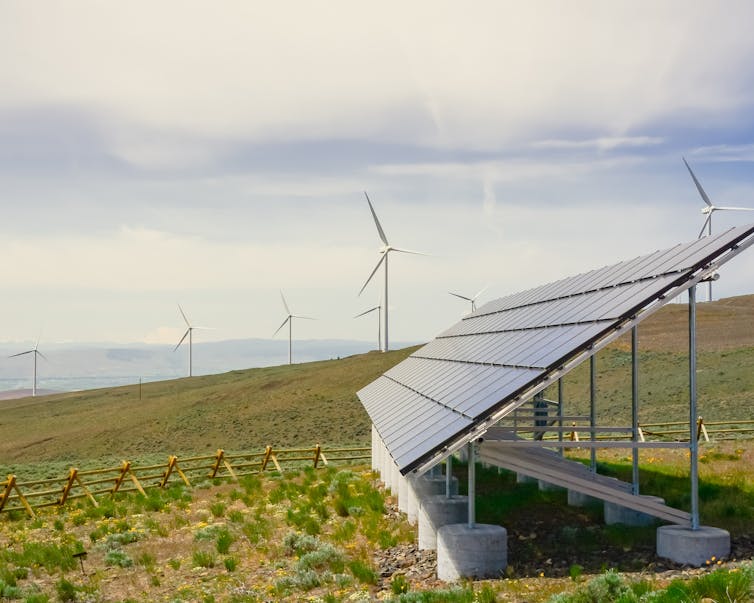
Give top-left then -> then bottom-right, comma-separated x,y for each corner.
682,157 -> 713,207
354,306 -> 379,318
9,350 -> 33,358
473,284 -> 489,300
358,254 -> 386,296
391,246 -> 428,256
279,290 -> 291,315
364,191 -> 389,246
293,315 -> 316,321
174,329 -> 190,351
273,316 -> 290,337
36,350 -> 48,361
698,214 -> 711,239
449,292 -> 473,302
714,206 -> 754,211
178,303 -> 191,327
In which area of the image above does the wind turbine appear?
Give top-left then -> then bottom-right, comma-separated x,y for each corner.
683,157 -> 754,301
359,192 -> 423,352
174,304 -> 208,377
448,285 -> 488,314
273,290 -> 315,365
9,338 -> 47,397
354,298 -> 382,352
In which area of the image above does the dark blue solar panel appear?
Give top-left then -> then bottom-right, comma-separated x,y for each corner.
358,223 -> 754,474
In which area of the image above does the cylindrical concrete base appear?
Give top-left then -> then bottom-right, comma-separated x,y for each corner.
657,525 -> 730,566
408,475 -> 459,525
437,524 -> 507,581
516,473 -> 538,484
398,473 -> 408,514
604,496 -> 664,526
568,490 -> 600,507
538,480 -> 565,492
418,495 -> 468,550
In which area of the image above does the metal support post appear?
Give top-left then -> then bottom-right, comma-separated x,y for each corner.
590,355 -> 596,472
557,378 -> 564,457
467,442 -> 476,528
446,454 -> 452,498
689,286 -> 700,530
632,326 -> 640,495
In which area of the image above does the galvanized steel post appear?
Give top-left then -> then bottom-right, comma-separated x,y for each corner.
632,326 -> 640,495
446,454 -> 453,498
557,378 -> 564,457
689,286 -> 700,530
590,355 -> 596,472
468,442 -> 476,528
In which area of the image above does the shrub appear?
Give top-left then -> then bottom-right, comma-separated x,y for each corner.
55,578 -> 78,602
192,549 -> 216,568
348,559 -> 378,585
216,528 -> 234,554
105,549 -> 133,568
391,573 -> 410,595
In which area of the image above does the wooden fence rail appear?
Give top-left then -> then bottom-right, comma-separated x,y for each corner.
508,416 -> 754,444
0,444 -> 370,518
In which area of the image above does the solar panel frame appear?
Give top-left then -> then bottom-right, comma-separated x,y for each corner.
358,223 -> 754,474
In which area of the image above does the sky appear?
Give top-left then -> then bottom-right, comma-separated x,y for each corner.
2,1 -> 754,350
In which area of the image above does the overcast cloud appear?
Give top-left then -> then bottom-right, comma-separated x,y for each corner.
1,1 -> 754,351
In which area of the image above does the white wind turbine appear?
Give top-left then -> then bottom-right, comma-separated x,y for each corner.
448,285 -> 488,314
354,298 -> 382,352
273,290 -> 315,365
359,192 -> 424,352
174,304 -> 209,377
683,157 -> 754,301
9,338 -> 47,397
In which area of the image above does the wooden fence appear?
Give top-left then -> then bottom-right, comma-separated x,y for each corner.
506,414 -> 754,444
0,444 -> 370,518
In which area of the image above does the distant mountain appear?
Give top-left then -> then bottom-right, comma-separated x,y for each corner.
0,338 -> 420,397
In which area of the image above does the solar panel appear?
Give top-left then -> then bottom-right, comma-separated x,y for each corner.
357,223 -> 754,475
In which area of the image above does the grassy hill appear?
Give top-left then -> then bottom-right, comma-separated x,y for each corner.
0,347 -> 416,466
2,294 -> 754,468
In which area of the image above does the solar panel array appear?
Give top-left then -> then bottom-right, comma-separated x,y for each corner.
358,223 -> 754,474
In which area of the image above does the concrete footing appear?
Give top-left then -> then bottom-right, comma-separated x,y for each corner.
656,525 -> 730,566
604,496 -> 664,526
397,474 -> 408,513
538,480 -> 565,492
516,473 -> 537,484
436,524 -> 507,581
418,495 -> 468,550
568,490 -> 600,507
407,475 -> 459,525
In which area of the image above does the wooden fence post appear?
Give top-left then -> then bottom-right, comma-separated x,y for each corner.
209,449 -> 224,478
58,468 -> 98,507
0,475 -> 35,518
160,456 -> 191,488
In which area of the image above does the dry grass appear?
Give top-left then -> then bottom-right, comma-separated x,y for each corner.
0,347 -> 417,465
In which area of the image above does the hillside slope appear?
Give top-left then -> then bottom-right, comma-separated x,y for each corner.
2,294 -> 754,467
0,347 -> 416,464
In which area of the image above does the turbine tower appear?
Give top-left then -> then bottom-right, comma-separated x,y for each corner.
683,157 -> 754,301
354,299 -> 382,352
359,192 -> 423,352
174,304 -> 208,377
448,285 -> 488,313
10,338 -> 46,397
273,290 -> 314,365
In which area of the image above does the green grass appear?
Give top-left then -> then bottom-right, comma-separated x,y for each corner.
0,346 -> 417,467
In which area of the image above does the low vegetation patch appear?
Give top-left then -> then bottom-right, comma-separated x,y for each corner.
1,443 -> 753,601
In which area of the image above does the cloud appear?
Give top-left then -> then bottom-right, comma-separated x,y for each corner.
531,136 -> 664,151
688,144 -> 754,163
3,1 -> 754,157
